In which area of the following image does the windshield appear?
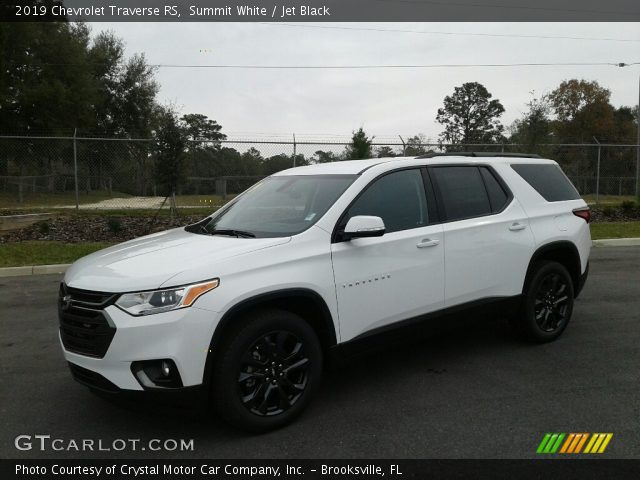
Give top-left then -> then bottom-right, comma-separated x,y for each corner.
198,174 -> 356,238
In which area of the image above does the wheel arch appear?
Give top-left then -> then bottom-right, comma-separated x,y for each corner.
202,288 -> 337,384
524,241 -> 582,296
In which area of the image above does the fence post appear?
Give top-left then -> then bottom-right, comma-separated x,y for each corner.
292,133 -> 297,167
398,135 -> 406,156
636,75 -> 640,199
73,128 -> 79,211
593,137 -> 601,204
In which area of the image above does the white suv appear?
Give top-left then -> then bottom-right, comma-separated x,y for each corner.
59,153 -> 591,430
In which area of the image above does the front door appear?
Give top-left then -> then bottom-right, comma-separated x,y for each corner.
330,168 -> 445,342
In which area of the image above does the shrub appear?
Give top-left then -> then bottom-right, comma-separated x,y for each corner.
620,200 -> 637,214
107,217 -> 123,234
36,221 -> 50,235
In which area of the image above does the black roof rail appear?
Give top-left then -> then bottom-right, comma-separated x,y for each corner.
416,152 -> 542,159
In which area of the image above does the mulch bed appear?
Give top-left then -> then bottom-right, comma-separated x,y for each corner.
0,214 -> 205,244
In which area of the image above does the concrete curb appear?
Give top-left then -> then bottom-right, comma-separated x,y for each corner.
1,238 -> 639,278
0,264 -> 69,277
592,237 -> 640,247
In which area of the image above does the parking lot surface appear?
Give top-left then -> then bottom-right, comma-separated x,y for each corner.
1,247 -> 639,459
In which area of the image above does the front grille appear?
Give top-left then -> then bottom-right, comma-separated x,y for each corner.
58,284 -> 118,358
68,363 -> 120,393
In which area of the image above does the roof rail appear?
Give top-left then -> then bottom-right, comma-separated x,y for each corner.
416,152 -> 542,159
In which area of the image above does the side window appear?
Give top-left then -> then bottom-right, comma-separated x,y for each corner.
480,167 -> 509,212
344,169 -> 428,234
511,163 -> 580,202
431,166 -> 491,221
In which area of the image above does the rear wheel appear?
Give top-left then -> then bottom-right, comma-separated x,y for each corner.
211,309 -> 322,431
512,261 -> 574,343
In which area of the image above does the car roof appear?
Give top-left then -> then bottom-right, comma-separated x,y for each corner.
274,155 -> 557,176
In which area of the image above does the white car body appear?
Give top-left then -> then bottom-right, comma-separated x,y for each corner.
60,155 -> 591,392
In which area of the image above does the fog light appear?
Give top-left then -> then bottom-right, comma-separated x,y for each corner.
131,359 -> 183,389
161,361 -> 171,377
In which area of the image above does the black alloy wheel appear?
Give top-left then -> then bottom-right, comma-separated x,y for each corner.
211,308 -> 322,431
238,330 -> 310,416
511,260 -> 575,343
533,272 -> 571,332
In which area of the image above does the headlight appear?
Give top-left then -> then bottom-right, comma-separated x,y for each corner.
115,279 -> 219,316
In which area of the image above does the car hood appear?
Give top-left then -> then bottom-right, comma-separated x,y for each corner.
64,227 -> 291,292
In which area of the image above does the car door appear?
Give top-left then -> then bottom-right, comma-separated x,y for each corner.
429,165 -> 536,307
330,168 -> 445,342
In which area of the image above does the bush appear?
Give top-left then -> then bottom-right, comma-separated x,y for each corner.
36,221 -> 50,235
107,217 -> 123,234
620,200 -> 637,214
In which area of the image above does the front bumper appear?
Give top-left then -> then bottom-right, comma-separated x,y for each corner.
61,305 -> 218,391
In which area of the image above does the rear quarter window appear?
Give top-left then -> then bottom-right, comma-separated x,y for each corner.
511,163 -> 580,202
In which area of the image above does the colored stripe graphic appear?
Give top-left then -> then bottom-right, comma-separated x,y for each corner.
539,433 -> 613,454
537,433 -> 565,454
584,433 -> 614,453
559,433 -> 575,453
574,433 -> 589,453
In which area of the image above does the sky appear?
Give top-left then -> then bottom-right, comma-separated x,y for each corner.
93,22 -> 640,142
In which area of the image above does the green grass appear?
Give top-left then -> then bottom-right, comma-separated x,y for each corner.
0,241 -> 113,267
591,221 -> 640,240
582,194 -> 637,205
0,191 -> 131,209
0,191 -> 230,214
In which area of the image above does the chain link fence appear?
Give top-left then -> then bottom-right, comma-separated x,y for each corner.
0,135 -> 638,210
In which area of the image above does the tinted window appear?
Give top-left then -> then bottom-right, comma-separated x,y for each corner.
345,169 -> 428,233
431,166 -> 491,221
511,164 -> 580,201
201,175 -> 355,238
480,167 -> 509,212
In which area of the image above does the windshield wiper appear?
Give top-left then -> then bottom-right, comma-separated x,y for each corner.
207,229 -> 256,238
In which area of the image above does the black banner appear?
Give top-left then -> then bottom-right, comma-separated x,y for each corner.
3,459 -> 640,480
2,0 -> 640,22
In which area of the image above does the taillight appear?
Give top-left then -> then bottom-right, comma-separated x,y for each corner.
573,207 -> 591,223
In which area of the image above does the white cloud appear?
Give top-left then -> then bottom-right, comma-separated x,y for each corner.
93,22 -> 640,140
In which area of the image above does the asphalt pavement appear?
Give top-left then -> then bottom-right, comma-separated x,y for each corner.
1,247 -> 639,459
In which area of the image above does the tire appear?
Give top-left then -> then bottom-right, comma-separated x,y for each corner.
511,261 -> 575,343
211,308 -> 323,432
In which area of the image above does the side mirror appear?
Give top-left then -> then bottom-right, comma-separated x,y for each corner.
343,215 -> 385,240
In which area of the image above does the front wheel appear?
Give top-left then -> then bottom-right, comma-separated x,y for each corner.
211,309 -> 322,431
512,261 -> 575,343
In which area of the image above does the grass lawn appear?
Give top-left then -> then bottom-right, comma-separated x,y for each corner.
0,191 -> 131,209
591,221 -> 640,240
0,241 -> 113,268
582,194 -> 637,205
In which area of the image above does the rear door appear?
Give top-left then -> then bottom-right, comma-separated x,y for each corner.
429,165 -> 535,307
330,168 -> 445,341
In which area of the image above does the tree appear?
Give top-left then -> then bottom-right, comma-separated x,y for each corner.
262,154 -> 294,175
313,150 -> 338,163
239,147 -> 263,175
375,146 -> 397,158
345,128 -> 373,160
405,134 -> 431,156
153,108 -> 186,198
436,82 -> 505,147
508,93 -> 553,153
180,114 -> 226,144
548,79 -> 611,123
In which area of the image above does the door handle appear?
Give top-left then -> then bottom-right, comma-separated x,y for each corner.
509,222 -> 527,231
417,238 -> 440,248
